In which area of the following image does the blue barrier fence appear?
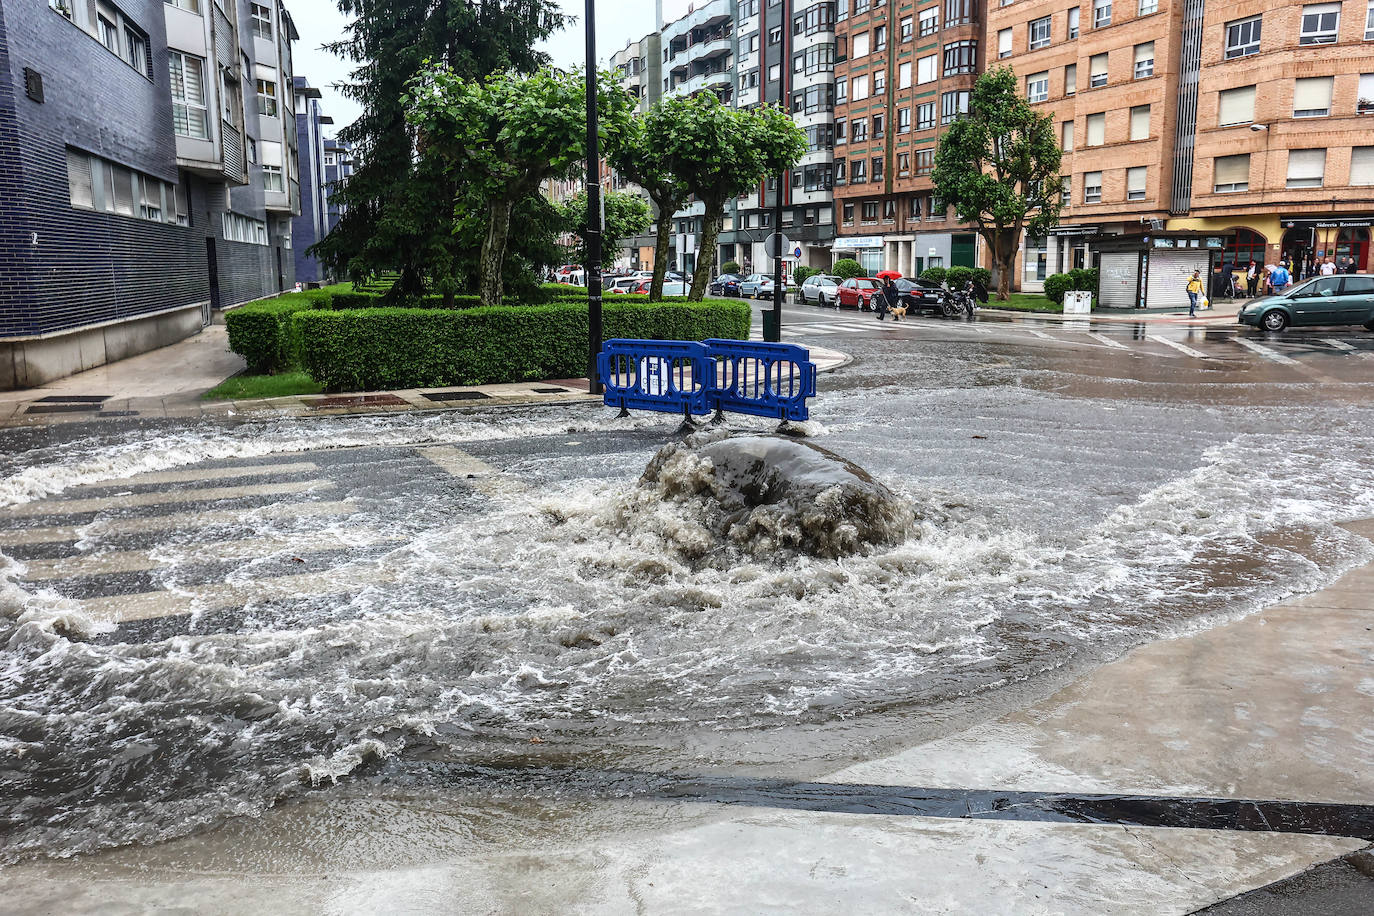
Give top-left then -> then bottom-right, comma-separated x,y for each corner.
597,338 -> 816,421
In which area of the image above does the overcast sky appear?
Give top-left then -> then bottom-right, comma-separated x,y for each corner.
288,0 -> 672,135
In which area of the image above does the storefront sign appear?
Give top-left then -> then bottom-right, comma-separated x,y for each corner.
1048,225 -> 1100,237
832,235 -> 885,250
1282,217 -> 1374,230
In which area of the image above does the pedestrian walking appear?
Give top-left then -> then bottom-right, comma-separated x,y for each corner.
1246,260 -> 1259,298
1186,270 -> 1204,316
1270,261 -> 1291,293
878,277 -> 897,320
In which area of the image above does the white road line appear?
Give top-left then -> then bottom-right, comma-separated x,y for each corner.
0,480 -> 333,519
0,501 -> 360,547
1234,337 -> 1301,366
788,327 -> 837,335
417,446 -> 523,496
1321,338 -> 1357,351
18,529 -> 404,580
1147,335 -> 1212,359
99,462 -> 318,488
1087,332 -> 1130,350
1026,329 -> 1056,340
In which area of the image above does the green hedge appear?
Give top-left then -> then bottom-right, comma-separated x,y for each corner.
294,298 -> 751,392
225,289 -> 335,373
920,266 -> 947,285
1043,273 -> 1074,304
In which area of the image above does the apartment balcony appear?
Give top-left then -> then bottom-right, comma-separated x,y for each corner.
692,33 -> 732,60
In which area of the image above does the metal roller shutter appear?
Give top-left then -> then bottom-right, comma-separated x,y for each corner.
1098,251 -> 1140,308
1144,248 -> 1213,310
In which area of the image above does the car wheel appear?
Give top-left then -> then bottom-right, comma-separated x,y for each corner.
941,301 -> 959,318
1260,310 -> 1289,332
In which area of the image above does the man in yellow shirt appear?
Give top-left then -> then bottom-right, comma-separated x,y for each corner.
1186,270 -> 1204,317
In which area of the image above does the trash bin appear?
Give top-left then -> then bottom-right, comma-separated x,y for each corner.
1063,290 -> 1093,314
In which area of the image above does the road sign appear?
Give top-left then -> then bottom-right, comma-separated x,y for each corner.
793,246 -> 802,258
764,232 -> 792,260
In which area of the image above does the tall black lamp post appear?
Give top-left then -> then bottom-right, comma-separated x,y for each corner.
585,0 -> 604,394
766,0 -> 789,343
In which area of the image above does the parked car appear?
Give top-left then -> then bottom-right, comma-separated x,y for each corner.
893,277 -> 947,315
630,279 -> 689,296
796,274 -> 841,306
604,277 -> 641,294
737,273 -> 769,297
835,277 -> 882,310
1238,275 -> 1374,332
710,274 -> 743,297
751,276 -> 789,299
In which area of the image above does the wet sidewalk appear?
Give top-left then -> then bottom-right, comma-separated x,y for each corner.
0,325 -> 851,428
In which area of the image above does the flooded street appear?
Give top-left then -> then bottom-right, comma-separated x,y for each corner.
2,315 -> 1374,891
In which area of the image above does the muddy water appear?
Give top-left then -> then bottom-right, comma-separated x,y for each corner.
2,367 -> 1373,864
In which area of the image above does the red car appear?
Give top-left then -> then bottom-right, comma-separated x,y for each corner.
835,277 -> 882,310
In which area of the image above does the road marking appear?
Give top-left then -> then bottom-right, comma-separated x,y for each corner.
18,529 -> 404,580
0,480 -> 334,519
1234,337 -> 1301,366
786,326 -> 837,335
1147,335 -> 1212,359
0,501 -> 360,547
417,446 -> 522,496
1026,329 -> 1056,341
1321,338 -> 1357,351
1087,332 -> 1130,350
93,461 -> 319,488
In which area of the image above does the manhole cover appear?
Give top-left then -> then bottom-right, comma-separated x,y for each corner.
423,391 -> 491,401
306,394 -> 410,409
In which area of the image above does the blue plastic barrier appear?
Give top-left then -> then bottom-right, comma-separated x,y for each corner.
597,339 -> 716,416
597,339 -> 817,422
704,339 -> 817,421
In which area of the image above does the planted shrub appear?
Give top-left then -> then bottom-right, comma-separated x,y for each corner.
1068,267 -> 1099,292
721,260 -> 742,275
832,258 -> 865,280
1043,273 -> 1074,304
945,266 -> 973,288
970,267 -> 992,288
294,298 -> 752,392
793,266 -> 820,285
225,290 -> 332,373
919,266 -> 948,285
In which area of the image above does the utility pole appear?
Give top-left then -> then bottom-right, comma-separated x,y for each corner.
585,0 -> 604,394
767,0 -> 788,343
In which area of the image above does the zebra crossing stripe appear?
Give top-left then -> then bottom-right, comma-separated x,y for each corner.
1321,338 -> 1356,351
106,462 -> 319,488
1147,335 -> 1212,359
0,502 -> 360,548
1087,332 -> 1130,350
1234,338 -> 1301,366
1026,329 -> 1056,340
0,480 -> 334,519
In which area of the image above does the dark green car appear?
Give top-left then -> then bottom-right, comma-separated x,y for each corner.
1238,275 -> 1374,332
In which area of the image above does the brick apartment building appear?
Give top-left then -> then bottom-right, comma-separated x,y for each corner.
0,0 -> 302,390
992,0 -> 1374,304
832,0 -> 984,275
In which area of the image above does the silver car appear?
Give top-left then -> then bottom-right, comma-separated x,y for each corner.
796,274 -> 841,306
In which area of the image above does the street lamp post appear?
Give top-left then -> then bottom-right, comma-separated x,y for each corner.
767,0 -> 788,343
585,0 -> 604,394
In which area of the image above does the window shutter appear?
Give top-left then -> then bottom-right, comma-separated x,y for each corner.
1065,64 -> 1076,93
1130,105 -> 1149,139
66,149 -> 93,208
1090,53 -> 1107,79
1134,42 -> 1153,64
1214,154 -> 1249,185
1086,113 -> 1105,145
1293,76 -> 1332,112
1218,85 -> 1255,125
1127,166 -> 1146,193
1352,147 -> 1374,186
998,29 -> 1011,55
1062,120 -> 1074,150
1286,148 -> 1326,182
1359,73 -> 1374,110
111,165 -> 135,215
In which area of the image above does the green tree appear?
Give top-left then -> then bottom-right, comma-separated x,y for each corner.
311,0 -> 566,297
406,66 -> 634,307
932,66 -> 1063,301
832,258 -> 865,280
608,109 -> 691,301
648,94 -> 807,301
559,190 -> 652,270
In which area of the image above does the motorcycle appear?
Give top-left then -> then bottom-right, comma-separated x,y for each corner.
939,279 -> 988,318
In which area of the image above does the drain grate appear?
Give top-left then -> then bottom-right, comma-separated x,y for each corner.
33,395 -> 110,403
26,403 -> 102,414
532,387 -> 569,394
306,394 -> 410,409
423,390 -> 491,401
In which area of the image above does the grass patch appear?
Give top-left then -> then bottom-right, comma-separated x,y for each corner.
203,370 -> 323,401
989,294 -> 1063,313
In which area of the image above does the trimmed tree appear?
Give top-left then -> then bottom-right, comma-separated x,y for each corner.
406,66 -> 634,308
608,109 -> 691,301
648,93 -> 807,301
932,66 -> 1063,301
559,190 -> 652,270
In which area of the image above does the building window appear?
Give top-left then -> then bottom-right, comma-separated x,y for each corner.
835,76 -> 848,102
769,25 -> 783,44
1062,120 -> 1074,150
1134,42 -> 1154,78
875,25 -> 887,51
943,41 -> 978,76
862,201 -> 879,223
1218,85 -> 1256,125
219,70 -> 239,124
852,31 -> 870,58
944,0 -> 973,27
1092,0 -> 1111,29
852,158 -> 868,183
874,69 -> 886,93
852,73 -> 869,100
941,90 -> 969,123
898,61 -> 912,88
223,212 -> 269,245
124,25 -> 149,77
918,55 -> 937,84
1129,104 -> 1150,139
1089,53 -> 1108,87
1126,166 -> 1147,200
1213,154 -> 1250,192
1061,175 -> 1072,205
1367,0 -> 1374,40
1351,146 -> 1374,185
852,117 -> 868,141
1286,148 -> 1326,188
917,101 -> 936,130
901,16 -> 913,41
1026,71 -> 1049,102
1360,74 -> 1374,113
872,156 -> 884,180
66,148 -> 94,209
998,28 -> 1012,58
1068,7 -> 1080,39
169,52 -> 209,140
835,159 -> 847,183
914,149 -> 934,175
1029,16 -> 1051,50
1139,0 -> 1157,14
1086,112 -> 1106,145
1084,171 -> 1102,203
1294,76 -> 1333,117
97,10 -> 119,52
873,112 -> 885,138
138,174 -> 163,220
1225,16 -> 1262,58
843,202 -> 855,225
165,0 -> 201,10
263,164 -> 285,191
250,2 -> 272,40
256,79 -> 278,117
835,117 -> 847,143
919,7 -> 939,36
897,152 -> 911,176
897,107 -> 911,132
1065,63 -> 1077,94
909,196 -> 922,220
1299,3 -> 1340,45
66,147 -> 184,226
